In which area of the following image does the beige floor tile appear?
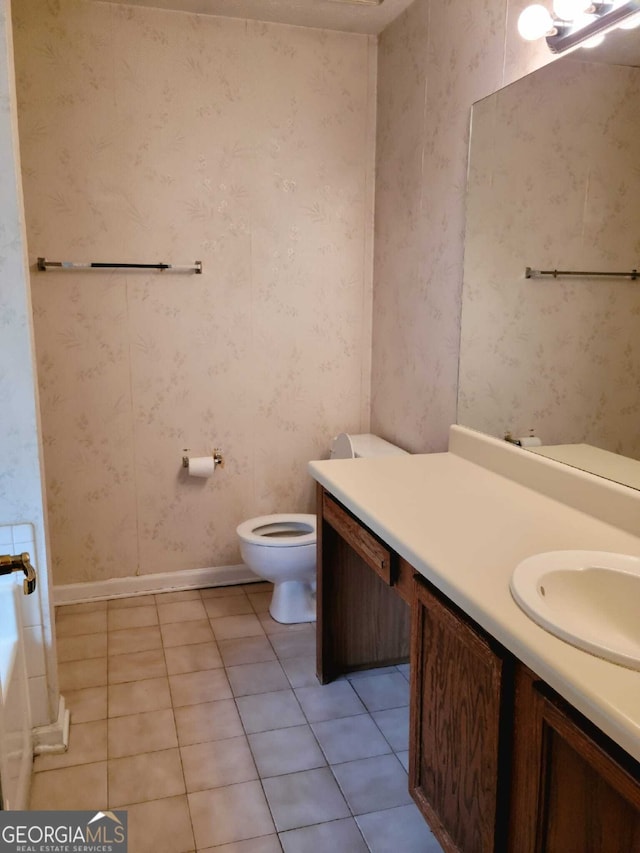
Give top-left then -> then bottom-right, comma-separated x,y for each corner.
58,657 -> 107,691
294,681 -> 366,723
247,591 -> 272,614
198,838 -> 281,853
108,594 -> 156,609
236,690 -> 306,735
347,665 -> 400,681
258,613 -> 311,636
181,735 -> 257,792
108,624 -> 162,656
350,672 -> 410,712
174,698 -> 244,746
248,725 -> 326,778
57,632 -> 107,663
203,595 -> 254,619
160,618 -> 213,647
200,585 -> 248,599
218,636 -> 277,667
164,641 -> 223,675
57,600 -> 107,617
210,614 -> 265,641
108,747 -> 185,806
108,648 -> 167,684
65,686 -> 108,723
262,767 -> 350,832
356,803 -> 442,853
108,676 -> 172,717
311,714 -> 392,764
34,720 -> 107,771
122,795 -> 195,853
56,610 -> 108,638
169,668 -> 232,707
371,706 -> 410,752
188,781 -> 275,848
107,604 -> 158,631
108,708 -> 177,758
280,818 -> 368,852
396,663 -> 411,681
280,656 -> 319,689
155,589 -> 201,603
331,754 -> 412,815
397,749 -> 410,771
269,628 -> 316,661
46,586 -> 427,852
157,599 -> 208,624
227,661 -> 289,697
29,762 -> 107,810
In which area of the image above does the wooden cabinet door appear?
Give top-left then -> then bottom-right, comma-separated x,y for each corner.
410,575 -> 513,853
509,666 -> 640,853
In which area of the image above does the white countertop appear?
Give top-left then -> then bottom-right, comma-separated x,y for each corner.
308,427 -> 640,763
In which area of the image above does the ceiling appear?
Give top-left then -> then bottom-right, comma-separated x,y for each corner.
101,0 -> 414,34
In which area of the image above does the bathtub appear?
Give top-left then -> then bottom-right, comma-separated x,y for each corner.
0,579 -> 32,809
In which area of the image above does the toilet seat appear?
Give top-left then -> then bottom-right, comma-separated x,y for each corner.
236,514 -> 316,548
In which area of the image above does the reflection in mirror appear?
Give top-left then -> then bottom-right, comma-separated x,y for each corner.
458,32 -> 640,488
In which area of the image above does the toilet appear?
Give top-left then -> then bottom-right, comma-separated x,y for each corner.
237,433 -> 408,624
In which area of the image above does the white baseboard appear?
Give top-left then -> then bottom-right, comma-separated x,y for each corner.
54,564 -> 260,606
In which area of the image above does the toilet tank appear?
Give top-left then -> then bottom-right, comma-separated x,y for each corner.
329,433 -> 409,460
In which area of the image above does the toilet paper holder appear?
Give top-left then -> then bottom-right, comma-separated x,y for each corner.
182,448 -> 224,469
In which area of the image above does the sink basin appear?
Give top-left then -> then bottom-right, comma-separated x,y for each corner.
510,550 -> 640,671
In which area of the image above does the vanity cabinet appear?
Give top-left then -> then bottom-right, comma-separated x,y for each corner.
509,666 -> 640,852
410,575 -> 640,853
410,574 -> 513,853
316,485 -> 640,852
316,485 -> 410,684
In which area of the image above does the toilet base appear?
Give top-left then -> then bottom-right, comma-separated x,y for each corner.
269,580 -> 316,624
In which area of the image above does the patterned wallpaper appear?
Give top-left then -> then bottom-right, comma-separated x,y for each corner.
458,59 -> 640,459
12,0 -> 375,585
371,0 -> 552,452
11,0 -> 592,587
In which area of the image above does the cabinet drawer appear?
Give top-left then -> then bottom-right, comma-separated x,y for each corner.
322,493 -> 391,584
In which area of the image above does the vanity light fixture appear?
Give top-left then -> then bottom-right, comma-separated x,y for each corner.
518,0 -> 640,53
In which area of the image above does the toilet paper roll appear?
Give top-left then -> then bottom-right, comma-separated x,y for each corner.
518,435 -> 542,448
187,455 -> 215,478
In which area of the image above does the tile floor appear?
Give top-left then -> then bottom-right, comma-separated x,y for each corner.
33,583 -> 443,853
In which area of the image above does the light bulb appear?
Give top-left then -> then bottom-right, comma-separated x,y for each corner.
518,4 -> 555,40
552,0 -> 591,20
571,10 -> 599,32
619,11 -> 640,28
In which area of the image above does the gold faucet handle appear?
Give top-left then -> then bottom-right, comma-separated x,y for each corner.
0,552 -> 37,595
21,553 -> 37,595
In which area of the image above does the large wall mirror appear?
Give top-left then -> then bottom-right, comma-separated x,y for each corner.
458,27 -> 640,488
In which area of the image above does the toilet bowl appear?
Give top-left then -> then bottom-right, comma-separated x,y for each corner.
237,433 -> 408,624
236,514 -> 317,624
